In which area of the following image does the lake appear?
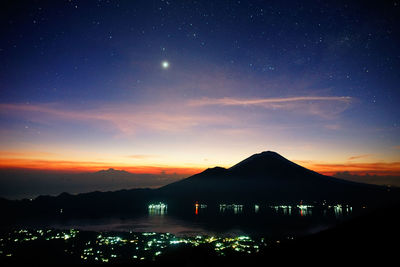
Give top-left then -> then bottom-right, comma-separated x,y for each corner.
26,202 -> 358,237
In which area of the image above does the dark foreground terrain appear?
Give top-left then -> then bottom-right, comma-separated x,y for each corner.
1,200 -> 399,266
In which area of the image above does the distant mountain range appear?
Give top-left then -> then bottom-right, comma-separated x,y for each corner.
0,167 -> 183,200
0,151 -> 397,221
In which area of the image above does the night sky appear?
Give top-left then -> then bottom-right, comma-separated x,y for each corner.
1,0 -> 400,196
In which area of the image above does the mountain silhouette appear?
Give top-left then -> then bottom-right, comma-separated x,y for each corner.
229,151 -> 316,176
158,151 -> 392,204
95,168 -> 132,176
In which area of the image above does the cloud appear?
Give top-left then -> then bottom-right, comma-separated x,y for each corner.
126,154 -> 160,160
324,124 -> 342,130
333,171 -> 400,187
187,96 -> 352,107
304,161 -> 400,176
0,158 -> 111,172
0,103 -> 232,135
0,94 -> 353,139
0,150 -> 58,158
348,154 -> 371,161
187,96 -> 352,118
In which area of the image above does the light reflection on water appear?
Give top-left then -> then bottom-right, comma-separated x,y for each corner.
42,203 -> 356,237
268,204 -> 353,217
148,202 -> 168,215
47,214 -> 339,238
214,203 -> 353,217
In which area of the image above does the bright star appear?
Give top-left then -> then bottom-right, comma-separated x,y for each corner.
162,61 -> 169,69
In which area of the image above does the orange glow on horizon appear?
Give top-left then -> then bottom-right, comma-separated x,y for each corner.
0,158 -> 203,176
300,161 -> 400,176
1,157 -> 400,177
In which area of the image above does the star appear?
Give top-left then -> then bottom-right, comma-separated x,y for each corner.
161,61 -> 169,69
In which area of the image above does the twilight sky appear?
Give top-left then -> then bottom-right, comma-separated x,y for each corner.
1,0 -> 400,195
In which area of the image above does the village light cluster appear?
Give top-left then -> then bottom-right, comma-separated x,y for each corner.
79,232 -> 266,261
0,229 -> 268,263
